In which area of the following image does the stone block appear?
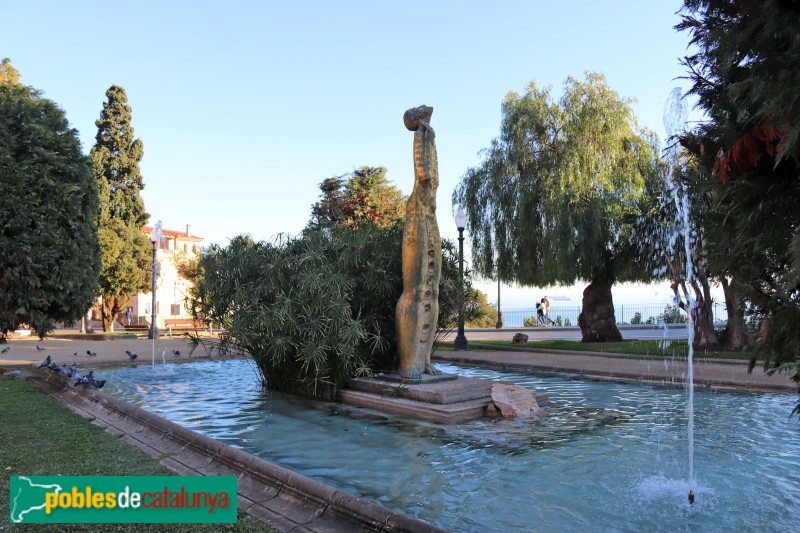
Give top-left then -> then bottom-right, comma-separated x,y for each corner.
490,383 -> 542,418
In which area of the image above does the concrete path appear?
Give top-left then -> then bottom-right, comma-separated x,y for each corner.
440,324 -> 696,342
0,335 -> 214,367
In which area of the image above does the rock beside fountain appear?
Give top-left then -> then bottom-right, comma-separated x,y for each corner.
487,383 -> 542,418
512,333 -> 529,344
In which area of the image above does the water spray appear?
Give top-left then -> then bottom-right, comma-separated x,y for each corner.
663,87 -> 696,506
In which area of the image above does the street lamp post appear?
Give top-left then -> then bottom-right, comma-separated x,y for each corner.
454,209 -> 468,351
496,277 -> 503,328
148,220 -> 163,340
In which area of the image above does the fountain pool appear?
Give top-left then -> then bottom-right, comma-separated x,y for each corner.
100,360 -> 799,532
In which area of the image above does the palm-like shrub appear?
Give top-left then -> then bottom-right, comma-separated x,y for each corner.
193,224 -> 478,399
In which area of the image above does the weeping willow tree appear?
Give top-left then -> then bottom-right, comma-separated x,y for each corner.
454,72 -> 660,342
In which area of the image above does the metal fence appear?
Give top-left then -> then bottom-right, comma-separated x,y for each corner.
498,302 -> 729,328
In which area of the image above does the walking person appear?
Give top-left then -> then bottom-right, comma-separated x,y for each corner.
543,296 -> 552,326
536,298 -> 545,325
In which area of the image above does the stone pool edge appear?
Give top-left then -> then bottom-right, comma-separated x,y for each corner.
26,370 -> 448,533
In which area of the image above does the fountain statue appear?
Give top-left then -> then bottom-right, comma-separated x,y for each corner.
396,105 -> 443,380
342,106 -> 541,421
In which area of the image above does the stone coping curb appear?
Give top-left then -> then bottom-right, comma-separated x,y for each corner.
464,343 -> 751,365
433,352 -> 796,394
26,369 -> 449,533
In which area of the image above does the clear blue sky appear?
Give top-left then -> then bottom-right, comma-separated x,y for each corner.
3,1 -> 699,306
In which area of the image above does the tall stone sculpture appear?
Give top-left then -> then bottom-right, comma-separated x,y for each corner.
396,105 -> 443,379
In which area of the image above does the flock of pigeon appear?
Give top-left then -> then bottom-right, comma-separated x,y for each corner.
34,354 -> 107,388
1,343 -> 183,386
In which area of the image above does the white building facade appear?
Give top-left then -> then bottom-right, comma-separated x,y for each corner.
125,224 -> 204,329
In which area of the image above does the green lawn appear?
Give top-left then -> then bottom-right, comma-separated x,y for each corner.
0,377 -> 276,532
468,339 -> 754,361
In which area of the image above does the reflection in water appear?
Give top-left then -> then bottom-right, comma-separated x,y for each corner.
101,360 -> 799,533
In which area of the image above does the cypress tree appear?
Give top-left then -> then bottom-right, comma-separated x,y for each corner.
90,85 -> 150,332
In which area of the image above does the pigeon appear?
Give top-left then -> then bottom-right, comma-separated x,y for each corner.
172,349 -> 181,356
125,350 -> 138,361
74,370 -> 95,387
7,368 -> 22,379
38,355 -> 52,368
86,350 -> 97,357
92,379 -> 106,389
69,362 -> 78,375
36,345 -> 46,351
73,351 -> 78,356
1,346 -> 10,354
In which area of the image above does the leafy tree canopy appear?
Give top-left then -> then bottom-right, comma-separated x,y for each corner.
454,72 -> 660,341
453,72 -> 659,287
0,58 -> 21,85
0,81 -> 100,337
464,289 -> 499,328
310,166 -> 405,229
677,0 -> 800,383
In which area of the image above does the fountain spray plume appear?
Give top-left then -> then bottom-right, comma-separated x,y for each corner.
663,87 -> 696,504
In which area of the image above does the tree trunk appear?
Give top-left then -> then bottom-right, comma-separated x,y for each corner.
721,277 -> 748,350
669,271 -> 720,349
693,276 -> 720,348
578,278 -> 622,342
101,296 -> 121,333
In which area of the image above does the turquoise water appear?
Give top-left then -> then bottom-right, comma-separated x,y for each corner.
100,360 -> 799,532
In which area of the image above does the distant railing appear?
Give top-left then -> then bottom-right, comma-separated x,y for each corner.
497,302 -> 729,328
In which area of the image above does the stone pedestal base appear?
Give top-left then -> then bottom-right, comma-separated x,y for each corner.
339,373 -> 548,423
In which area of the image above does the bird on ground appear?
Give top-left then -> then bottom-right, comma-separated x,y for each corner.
86,350 -> 97,357
38,355 -> 51,368
36,345 -> 46,351
172,349 -> 181,356
1,346 -> 10,354
126,350 -> 138,361
69,362 -> 78,375
73,351 -> 78,356
92,379 -> 106,389
8,368 -> 22,379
